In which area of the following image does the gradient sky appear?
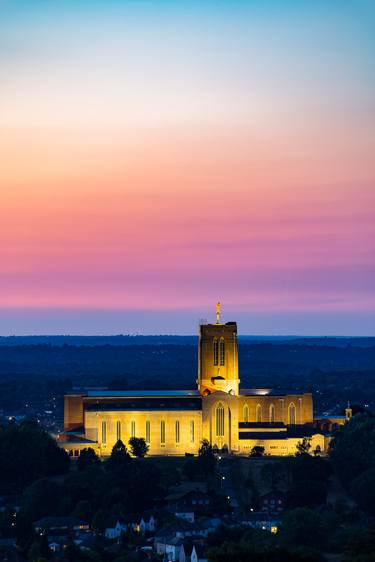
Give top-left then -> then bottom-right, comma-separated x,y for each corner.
0,0 -> 374,335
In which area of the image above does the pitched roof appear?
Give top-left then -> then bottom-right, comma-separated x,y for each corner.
34,516 -> 87,529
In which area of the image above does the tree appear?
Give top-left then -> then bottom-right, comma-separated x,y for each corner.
15,510 -> 35,551
91,509 -> 106,535
295,437 -> 312,456
329,414 -> 375,485
280,508 -> 326,549
23,478 -> 62,521
72,499 -> 93,522
288,479 -> 328,508
77,447 -> 101,471
260,462 -> 283,489
0,420 -> 70,490
350,468 -> 375,515
128,437 -> 149,458
250,446 -> 265,457
198,439 -> 217,477
106,440 -> 131,471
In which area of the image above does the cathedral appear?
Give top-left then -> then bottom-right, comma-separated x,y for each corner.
59,305 -> 347,457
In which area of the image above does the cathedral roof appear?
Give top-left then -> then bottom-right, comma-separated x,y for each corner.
74,389 -> 200,398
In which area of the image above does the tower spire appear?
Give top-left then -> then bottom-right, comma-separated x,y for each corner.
216,302 -> 221,324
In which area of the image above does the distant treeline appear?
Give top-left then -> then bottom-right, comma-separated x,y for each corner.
0,335 -> 374,347
0,341 -> 374,413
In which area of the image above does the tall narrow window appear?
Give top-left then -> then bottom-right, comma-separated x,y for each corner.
190,420 -> 195,443
131,421 -> 136,438
269,404 -> 275,423
102,421 -> 107,444
256,404 -> 262,423
160,421 -> 165,444
145,421 -> 150,444
243,404 -> 249,423
175,420 -> 180,444
219,338 -> 225,366
116,420 -> 121,441
288,403 -> 296,425
213,338 -> 219,366
216,403 -> 225,437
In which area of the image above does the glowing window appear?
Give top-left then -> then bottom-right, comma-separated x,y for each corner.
216,403 -> 225,437
175,420 -> 180,444
269,404 -> 275,423
116,420 -> 121,441
145,421 -> 150,444
213,338 -> 219,366
160,420 -> 165,444
256,404 -> 262,423
190,420 -> 195,443
243,404 -> 249,423
219,338 -> 225,366
288,403 -> 296,425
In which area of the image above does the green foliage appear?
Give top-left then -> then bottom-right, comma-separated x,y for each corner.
198,439 -> 217,477
91,509 -> 106,535
288,479 -> 328,509
77,447 -> 100,471
296,437 -> 312,455
280,508 -> 326,549
72,499 -> 93,521
286,454 -> 331,508
329,414 -> 375,485
15,510 -> 35,551
249,446 -> 265,457
260,462 -> 283,489
350,468 -> 375,516
207,540 -> 324,562
0,420 -> 70,490
106,440 -> 131,471
23,478 -> 62,521
128,437 -> 149,458
344,526 -> 375,561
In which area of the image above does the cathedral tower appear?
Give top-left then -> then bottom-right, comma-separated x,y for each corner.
197,303 -> 240,396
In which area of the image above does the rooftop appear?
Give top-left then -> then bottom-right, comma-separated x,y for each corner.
71,389 -> 201,398
240,388 -> 311,396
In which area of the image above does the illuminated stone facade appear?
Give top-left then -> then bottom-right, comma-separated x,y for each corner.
59,307 -> 336,457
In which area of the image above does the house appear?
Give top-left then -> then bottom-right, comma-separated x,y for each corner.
238,512 -> 280,533
33,516 -> 89,534
155,535 -> 184,561
166,490 -> 211,514
179,542 -> 207,562
175,510 -> 195,523
259,490 -> 286,514
191,544 -> 208,562
139,513 -> 157,534
104,518 -> 126,539
48,541 -> 61,552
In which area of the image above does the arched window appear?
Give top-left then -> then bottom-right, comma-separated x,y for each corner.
175,420 -> 180,444
269,404 -> 275,423
145,420 -> 150,444
213,338 -> 219,366
216,403 -> 225,437
116,420 -> 121,441
288,403 -> 296,425
190,420 -> 195,443
219,338 -> 225,365
243,404 -> 249,423
256,404 -> 262,423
